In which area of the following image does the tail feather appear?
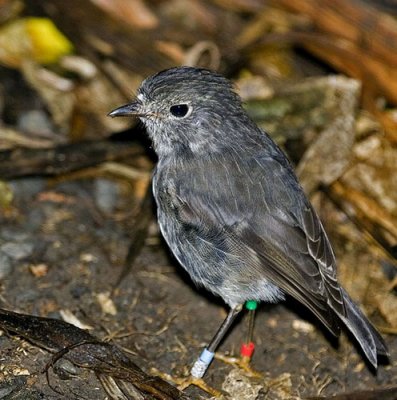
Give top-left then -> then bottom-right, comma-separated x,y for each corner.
336,288 -> 389,368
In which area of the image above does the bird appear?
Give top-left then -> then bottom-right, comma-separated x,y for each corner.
109,66 -> 389,391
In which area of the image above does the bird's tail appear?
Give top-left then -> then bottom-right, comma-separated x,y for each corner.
336,288 -> 389,368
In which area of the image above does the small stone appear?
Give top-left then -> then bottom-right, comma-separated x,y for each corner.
0,253 -> 12,279
220,369 -> 263,400
1,242 -> 34,260
53,359 -> 79,380
94,178 -> 119,214
18,109 -> 53,135
292,319 -> 315,334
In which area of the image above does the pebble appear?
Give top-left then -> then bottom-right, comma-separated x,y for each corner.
17,109 -> 54,135
94,178 -> 119,213
1,242 -> 34,260
0,253 -> 12,279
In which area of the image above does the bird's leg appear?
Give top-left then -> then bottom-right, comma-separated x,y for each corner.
215,300 -> 262,377
241,300 -> 257,364
176,305 -> 243,395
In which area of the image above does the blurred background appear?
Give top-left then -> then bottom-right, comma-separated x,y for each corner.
0,0 -> 396,399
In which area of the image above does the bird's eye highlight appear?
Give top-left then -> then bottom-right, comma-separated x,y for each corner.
170,104 -> 190,118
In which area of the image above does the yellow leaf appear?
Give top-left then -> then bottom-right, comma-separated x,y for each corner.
0,17 -> 73,68
26,18 -> 73,63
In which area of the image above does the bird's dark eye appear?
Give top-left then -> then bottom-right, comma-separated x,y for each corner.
170,104 -> 190,118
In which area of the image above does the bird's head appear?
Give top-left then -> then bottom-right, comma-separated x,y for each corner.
109,67 -> 250,157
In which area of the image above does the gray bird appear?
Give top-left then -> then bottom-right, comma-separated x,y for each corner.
109,67 -> 388,384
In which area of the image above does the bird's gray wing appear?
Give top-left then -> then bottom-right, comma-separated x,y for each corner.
171,149 -> 345,335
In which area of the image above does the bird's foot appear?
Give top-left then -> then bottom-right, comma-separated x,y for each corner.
214,353 -> 262,378
178,376 -> 223,397
151,369 -> 223,397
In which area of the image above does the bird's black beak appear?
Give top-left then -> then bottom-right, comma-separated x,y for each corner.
108,101 -> 141,118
